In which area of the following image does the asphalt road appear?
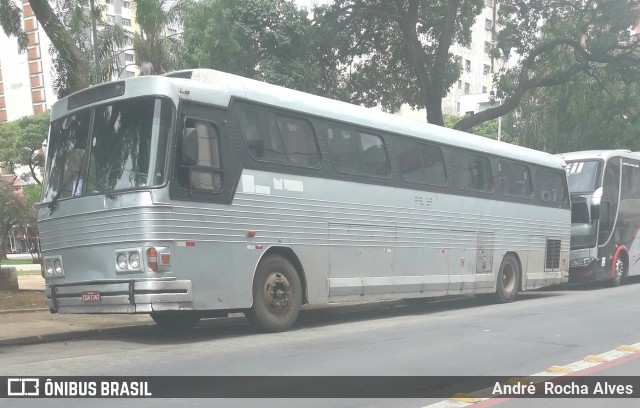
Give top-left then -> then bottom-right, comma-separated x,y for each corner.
2,278 -> 640,408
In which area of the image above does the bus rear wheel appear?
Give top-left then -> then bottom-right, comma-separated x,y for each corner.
151,311 -> 201,331
245,255 -> 302,332
494,254 -> 520,303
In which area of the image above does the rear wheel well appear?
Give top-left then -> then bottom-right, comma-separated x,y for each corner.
260,247 -> 308,305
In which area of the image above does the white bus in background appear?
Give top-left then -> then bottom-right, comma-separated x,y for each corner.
562,150 -> 640,286
38,69 -> 570,332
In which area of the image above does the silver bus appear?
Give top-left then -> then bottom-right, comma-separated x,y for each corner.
39,69 -> 570,332
562,150 -> 640,286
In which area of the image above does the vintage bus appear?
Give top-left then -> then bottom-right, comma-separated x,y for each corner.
39,69 -> 570,332
562,150 -> 640,286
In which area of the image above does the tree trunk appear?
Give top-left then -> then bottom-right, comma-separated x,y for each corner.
29,0 -> 91,95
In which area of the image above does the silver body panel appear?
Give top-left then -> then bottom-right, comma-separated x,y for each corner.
40,168 -> 570,313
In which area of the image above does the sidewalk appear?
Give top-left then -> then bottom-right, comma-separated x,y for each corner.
0,270 -> 156,347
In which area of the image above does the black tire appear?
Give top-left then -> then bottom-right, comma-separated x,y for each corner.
244,255 -> 302,332
151,311 -> 200,331
494,254 -> 520,303
608,255 -> 625,287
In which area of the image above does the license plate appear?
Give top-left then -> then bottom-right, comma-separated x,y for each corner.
81,291 -> 101,302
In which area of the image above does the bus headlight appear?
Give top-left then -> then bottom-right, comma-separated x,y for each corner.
116,253 -> 128,269
45,261 -> 54,277
54,260 -> 63,275
129,252 -> 141,269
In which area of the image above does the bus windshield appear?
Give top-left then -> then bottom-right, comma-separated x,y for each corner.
565,160 -> 602,193
43,97 -> 173,203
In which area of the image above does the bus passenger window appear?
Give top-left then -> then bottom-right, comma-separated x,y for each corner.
328,126 -> 390,177
453,150 -> 493,192
395,138 -> 446,186
241,108 -> 321,168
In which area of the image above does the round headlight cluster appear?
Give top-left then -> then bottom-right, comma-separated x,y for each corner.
116,251 -> 142,270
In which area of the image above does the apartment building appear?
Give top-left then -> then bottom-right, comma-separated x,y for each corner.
0,0 -> 56,122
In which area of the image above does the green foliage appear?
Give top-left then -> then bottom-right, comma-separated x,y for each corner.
0,113 -> 49,185
0,0 -> 28,51
505,66 -> 640,153
312,0 -> 485,125
22,184 -> 42,204
131,0 -> 184,74
0,180 -> 35,261
444,114 -> 502,139
453,0 -> 640,132
181,0 -> 325,94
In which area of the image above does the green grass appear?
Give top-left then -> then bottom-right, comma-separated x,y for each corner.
17,270 -> 42,276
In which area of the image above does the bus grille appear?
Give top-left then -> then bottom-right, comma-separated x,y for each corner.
545,239 -> 561,269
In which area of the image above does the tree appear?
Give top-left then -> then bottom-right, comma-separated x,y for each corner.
0,112 -> 48,186
313,0 -> 640,132
0,179 -> 34,261
453,0 -> 640,132
181,0 -> 325,93
1,0 -> 132,97
503,65 -> 640,153
312,0 -> 484,125
131,0 -> 183,74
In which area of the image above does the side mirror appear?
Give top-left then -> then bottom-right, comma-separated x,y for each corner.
590,187 -> 603,221
182,127 -> 198,166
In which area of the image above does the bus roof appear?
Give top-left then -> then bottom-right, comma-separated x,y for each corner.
559,150 -> 640,162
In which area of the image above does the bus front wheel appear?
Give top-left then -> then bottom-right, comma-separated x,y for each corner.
609,255 -> 626,287
150,311 -> 201,331
245,255 -> 302,332
494,254 -> 520,303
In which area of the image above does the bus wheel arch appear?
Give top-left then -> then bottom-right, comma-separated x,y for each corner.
257,246 -> 308,305
246,247 -> 306,332
494,252 -> 521,303
610,246 -> 628,287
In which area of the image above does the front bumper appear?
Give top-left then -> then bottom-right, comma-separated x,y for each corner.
46,278 -> 193,314
568,262 -> 610,283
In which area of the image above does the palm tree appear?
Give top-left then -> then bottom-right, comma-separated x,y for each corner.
131,0 -> 183,74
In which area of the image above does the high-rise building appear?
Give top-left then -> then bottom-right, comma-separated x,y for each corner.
0,0 -> 56,122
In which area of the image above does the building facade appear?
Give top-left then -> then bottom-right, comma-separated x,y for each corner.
0,0 -> 56,122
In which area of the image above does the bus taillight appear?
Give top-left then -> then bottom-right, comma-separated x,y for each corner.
147,247 -> 158,272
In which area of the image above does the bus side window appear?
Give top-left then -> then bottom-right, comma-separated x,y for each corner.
178,119 -> 222,193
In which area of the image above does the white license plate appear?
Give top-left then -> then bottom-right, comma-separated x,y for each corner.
80,291 -> 101,302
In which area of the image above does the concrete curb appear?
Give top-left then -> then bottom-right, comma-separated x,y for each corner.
0,315 -> 249,347
0,307 -> 49,314
0,323 -> 157,347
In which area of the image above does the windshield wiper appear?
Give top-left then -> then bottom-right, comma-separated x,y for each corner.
48,170 -> 79,215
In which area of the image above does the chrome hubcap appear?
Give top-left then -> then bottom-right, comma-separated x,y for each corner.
614,258 -> 624,279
